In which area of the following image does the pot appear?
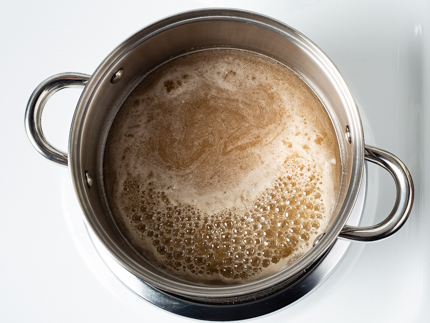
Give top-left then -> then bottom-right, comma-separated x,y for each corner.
25,9 -> 413,304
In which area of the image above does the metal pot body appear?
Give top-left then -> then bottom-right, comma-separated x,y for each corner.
25,9 -> 413,301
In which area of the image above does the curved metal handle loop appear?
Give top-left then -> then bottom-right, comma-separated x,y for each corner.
339,145 -> 414,242
25,73 -> 90,166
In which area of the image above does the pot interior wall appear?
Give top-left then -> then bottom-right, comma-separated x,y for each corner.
70,11 -> 362,298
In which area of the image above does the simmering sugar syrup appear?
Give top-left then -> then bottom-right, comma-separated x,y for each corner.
104,49 -> 341,283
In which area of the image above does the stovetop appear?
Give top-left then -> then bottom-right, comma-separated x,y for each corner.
1,0 -> 428,322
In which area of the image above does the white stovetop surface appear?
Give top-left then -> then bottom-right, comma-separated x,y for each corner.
1,1 -> 429,322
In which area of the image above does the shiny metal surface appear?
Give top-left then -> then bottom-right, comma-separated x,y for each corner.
339,146 -> 414,241
345,125 -> 352,143
110,69 -> 124,84
25,73 -> 90,166
85,170 -> 93,188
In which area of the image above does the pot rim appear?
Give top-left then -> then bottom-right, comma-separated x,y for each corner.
68,8 -> 364,298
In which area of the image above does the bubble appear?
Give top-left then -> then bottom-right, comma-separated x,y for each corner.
262,259 -> 271,268
221,267 -> 234,278
194,255 -> 206,266
132,214 -> 143,222
187,264 -> 195,270
271,256 -> 280,264
157,245 -> 167,255
137,223 -> 147,232
174,250 -> 184,260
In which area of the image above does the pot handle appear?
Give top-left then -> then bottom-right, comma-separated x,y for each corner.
25,73 -> 90,166
339,145 -> 414,242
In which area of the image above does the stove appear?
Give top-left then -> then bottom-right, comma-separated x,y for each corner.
2,0 -> 428,322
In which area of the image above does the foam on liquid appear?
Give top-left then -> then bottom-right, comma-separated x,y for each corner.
104,49 -> 341,284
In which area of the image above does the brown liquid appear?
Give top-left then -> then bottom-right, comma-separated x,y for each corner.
104,49 -> 341,283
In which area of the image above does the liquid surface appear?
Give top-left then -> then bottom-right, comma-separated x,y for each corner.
104,49 -> 341,283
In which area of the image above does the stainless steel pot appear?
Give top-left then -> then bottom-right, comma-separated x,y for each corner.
25,9 -> 413,302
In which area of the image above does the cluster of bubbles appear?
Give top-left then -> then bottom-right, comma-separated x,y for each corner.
120,157 -> 326,282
